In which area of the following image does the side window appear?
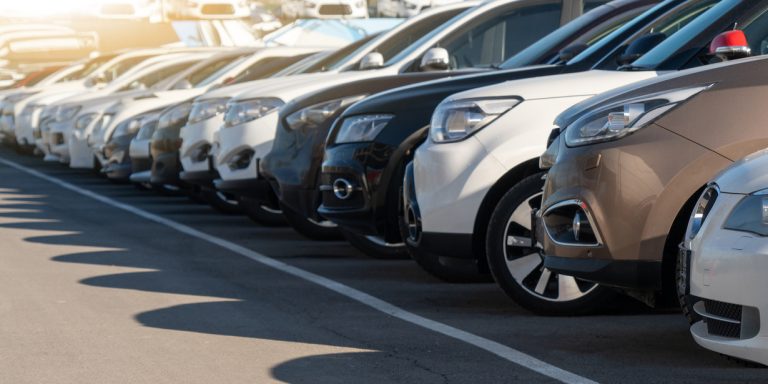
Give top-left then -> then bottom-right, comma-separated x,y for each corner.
121,62 -> 194,91
742,6 -> 768,55
441,3 -> 563,69
583,0 -> 610,13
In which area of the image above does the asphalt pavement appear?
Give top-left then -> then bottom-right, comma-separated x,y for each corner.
0,147 -> 764,384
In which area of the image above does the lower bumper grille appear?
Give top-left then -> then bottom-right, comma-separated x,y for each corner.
696,299 -> 744,339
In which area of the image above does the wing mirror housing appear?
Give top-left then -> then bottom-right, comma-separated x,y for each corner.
617,32 -> 667,66
359,52 -> 384,70
710,30 -> 751,61
420,47 -> 450,71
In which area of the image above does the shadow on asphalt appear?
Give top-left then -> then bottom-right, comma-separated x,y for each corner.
2,150 -> 759,383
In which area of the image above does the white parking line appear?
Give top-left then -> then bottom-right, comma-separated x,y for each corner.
0,157 -> 598,384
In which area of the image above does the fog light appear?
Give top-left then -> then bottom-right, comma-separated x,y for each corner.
572,211 -> 593,242
191,144 -> 211,163
227,149 -> 254,171
333,178 -> 354,200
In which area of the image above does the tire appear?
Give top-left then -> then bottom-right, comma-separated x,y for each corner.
486,172 -> 615,315
241,196 -> 286,227
676,244 -> 701,324
281,203 -> 342,241
341,229 -> 410,259
201,188 -> 242,215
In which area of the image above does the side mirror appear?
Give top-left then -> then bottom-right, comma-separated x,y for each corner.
710,30 -> 751,61
173,79 -> 193,90
618,32 -> 667,66
420,47 -> 450,71
86,73 -> 107,88
359,52 -> 384,70
557,43 -> 588,63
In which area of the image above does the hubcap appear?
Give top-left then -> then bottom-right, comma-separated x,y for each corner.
502,191 -> 597,302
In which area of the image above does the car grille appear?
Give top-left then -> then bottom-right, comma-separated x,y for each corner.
101,4 -> 135,15
701,299 -> 742,338
202,4 -> 235,15
319,4 -> 353,15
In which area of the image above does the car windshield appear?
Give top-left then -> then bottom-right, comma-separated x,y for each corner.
59,54 -> 117,82
499,2 -> 649,69
118,61 -> 198,92
624,0 -> 746,70
190,53 -> 252,88
334,7 -> 467,71
302,34 -> 379,73
188,54 -> 249,87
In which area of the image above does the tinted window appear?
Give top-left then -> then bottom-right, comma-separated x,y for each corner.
584,0 -> 610,13
186,54 -> 246,87
332,9 -> 463,70
229,55 -> 309,83
302,34 -> 378,73
120,61 -> 197,91
627,0 -> 733,69
102,55 -> 155,83
440,3 -> 563,69
61,54 -> 117,82
500,1 -> 637,69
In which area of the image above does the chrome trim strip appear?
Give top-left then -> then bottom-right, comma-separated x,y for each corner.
542,199 -> 604,248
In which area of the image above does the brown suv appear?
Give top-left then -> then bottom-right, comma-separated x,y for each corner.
538,30 -> 768,309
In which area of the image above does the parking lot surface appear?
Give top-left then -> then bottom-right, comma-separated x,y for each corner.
0,147 -> 764,384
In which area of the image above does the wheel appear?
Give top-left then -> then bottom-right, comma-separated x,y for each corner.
241,196 -> 286,227
676,244 -> 701,324
341,229 -> 410,259
201,188 -> 242,215
486,172 -> 615,315
281,203 -> 342,241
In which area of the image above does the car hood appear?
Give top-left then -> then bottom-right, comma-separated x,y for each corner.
231,71 -> 378,102
714,149 -> 768,194
445,70 -> 658,103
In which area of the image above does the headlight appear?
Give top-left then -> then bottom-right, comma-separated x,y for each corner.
285,95 -> 366,131
113,116 -> 146,138
57,105 -> 81,122
724,189 -> 768,237
75,113 -> 98,131
687,185 -> 719,240
157,101 -> 193,131
40,105 -> 57,122
430,98 -> 521,143
188,98 -> 229,125
334,114 -> 393,144
223,98 -> 283,128
136,116 -> 160,140
564,85 -> 711,147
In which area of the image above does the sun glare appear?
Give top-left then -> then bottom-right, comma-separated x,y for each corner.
0,0 -> 117,17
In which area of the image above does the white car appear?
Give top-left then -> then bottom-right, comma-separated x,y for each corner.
169,0 -> 251,19
399,0 -> 467,17
178,3 -> 471,214
90,0 -> 162,21
44,52 -> 208,163
0,63 -> 86,140
684,150 -> 768,366
177,47 -> 321,178
405,0 -> 736,314
13,48 -> 188,152
282,0 -> 369,19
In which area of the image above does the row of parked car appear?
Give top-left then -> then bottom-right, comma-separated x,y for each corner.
2,0 -> 768,366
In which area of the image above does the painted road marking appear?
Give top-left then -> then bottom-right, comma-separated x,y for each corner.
0,157 -> 597,384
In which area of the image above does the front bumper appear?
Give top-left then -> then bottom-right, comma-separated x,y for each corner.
215,112 -> 279,183
180,116 -> 223,174
402,161 -> 476,262
541,124 -> 732,290
103,133 -> 133,180
48,120 -> 73,160
214,176 -> 272,199
318,142 -> 386,235
687,191 -> 768,365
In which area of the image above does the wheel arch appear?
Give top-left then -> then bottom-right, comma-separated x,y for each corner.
472,157 -> 542,269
